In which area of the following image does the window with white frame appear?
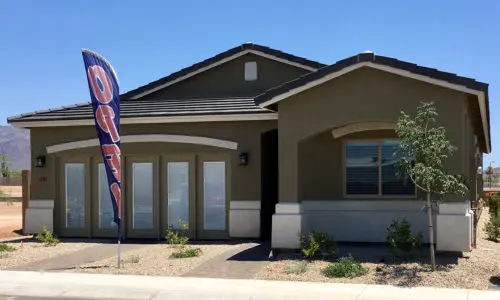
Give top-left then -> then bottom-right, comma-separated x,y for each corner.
345,140 -> 415,196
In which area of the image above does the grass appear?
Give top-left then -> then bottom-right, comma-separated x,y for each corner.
170,247 -> 202,259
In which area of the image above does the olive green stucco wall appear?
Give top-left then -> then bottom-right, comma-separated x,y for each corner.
278,67 -> 471,202
142,53 -> 310,100
30,120 -> 277,203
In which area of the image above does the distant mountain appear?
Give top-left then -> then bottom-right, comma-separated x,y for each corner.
0,125 -> 30,171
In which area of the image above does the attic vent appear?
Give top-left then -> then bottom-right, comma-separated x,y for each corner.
245,61 -> 258,81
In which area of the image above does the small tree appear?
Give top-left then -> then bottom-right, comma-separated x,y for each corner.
395,102 -> 468,270
0,154 -> 11,179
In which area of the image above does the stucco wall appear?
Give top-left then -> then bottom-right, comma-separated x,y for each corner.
278,67 -> 469,202
142,53 -> 310,100
30,120 -> 277,202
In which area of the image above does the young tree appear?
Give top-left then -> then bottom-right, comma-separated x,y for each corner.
395,102 -> 468,270
0,154 -> 11,179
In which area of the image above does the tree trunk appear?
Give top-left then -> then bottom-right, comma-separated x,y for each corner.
427,191 -> 436,270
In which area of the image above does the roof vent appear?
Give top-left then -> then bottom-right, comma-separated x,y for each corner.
362,50 -> 373,54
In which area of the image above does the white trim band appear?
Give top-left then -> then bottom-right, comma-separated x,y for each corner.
46,134 -> 238,154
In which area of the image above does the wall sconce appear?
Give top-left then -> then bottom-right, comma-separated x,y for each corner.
477,166 -> 483,175
35,156 -> 46,168
239,153 -> 249,166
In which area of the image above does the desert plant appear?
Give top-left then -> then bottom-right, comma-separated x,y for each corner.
396,102 -> 468,270
485,214 -> 500,242
387,219 -> 423,260
35,226 -> 60,246
299,230 -> 338,259
0,154 -> 11,179
283,260 -> 309,275
127,254 -> 140,263
0,243 -> 16,252
165,219 -> 190,247
489,193 -> 500,217
170,247 -> 202,259
322,256 -> 368,278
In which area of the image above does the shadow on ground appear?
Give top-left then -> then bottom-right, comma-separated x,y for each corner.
336,242 -> 461,287
226,242 -> 271,262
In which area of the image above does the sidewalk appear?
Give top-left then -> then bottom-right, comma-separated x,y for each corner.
0,270 -> 498,300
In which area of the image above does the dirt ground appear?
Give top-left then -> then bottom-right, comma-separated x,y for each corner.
0,202 -> 23,239
0,185 -> 22,198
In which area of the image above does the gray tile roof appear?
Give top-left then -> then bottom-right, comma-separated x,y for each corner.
8,97 -> 271,122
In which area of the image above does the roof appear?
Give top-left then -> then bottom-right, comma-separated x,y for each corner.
7,97 -> 271,122
254,52 -> 490,153
121,43 -> 326,99
255,52 -> 489,105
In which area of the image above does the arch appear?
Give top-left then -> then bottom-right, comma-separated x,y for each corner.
331,121 -> 397,139
46,134 -> 238,154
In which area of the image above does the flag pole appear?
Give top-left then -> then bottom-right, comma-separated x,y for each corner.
118,223 -> 121,268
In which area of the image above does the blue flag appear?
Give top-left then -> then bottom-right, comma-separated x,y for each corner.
81,50 -> 121,226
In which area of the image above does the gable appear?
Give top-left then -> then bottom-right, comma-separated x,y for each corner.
140,53 -> 312,100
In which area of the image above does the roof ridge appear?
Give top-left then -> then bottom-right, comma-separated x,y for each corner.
120,43 -> 326,100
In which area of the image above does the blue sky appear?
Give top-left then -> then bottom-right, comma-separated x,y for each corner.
0,1 -> 498,165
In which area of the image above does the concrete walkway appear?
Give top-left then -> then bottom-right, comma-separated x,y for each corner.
183,242 -> 271,279
11,243 -> 146,271
0,271 -> 498,299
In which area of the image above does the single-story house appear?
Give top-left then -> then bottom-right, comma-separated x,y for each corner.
8,43 -> 489,252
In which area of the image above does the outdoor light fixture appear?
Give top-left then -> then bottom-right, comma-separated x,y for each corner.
239,153 -> 249,166
477,166 -> 483,175
35,156 -> 46,168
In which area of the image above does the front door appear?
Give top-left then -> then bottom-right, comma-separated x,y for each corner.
196,155 -> 230,239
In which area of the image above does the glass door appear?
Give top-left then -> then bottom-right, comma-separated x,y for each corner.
196,155 -> 230,239
126,156 -> 159,238
57,158 -> 90,237
91,161 -> 119,237
161,155 -> 195,238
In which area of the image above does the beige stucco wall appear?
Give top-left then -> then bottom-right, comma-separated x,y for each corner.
142,53 -> 310,100
30,120 -> 277,202
278,67 -> 470,202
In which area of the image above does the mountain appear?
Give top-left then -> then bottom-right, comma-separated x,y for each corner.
0,125 -> 30,171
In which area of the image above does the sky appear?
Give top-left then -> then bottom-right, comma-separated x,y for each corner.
0,0 -> 499,166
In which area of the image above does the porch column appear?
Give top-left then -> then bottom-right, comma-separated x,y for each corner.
272,136 -> 302,249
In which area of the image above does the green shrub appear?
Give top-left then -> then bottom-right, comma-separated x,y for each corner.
299,230 -> 338,259
166,220 -> 190,247
322,256 -> 368,278
283,260 -> 308,275
489,193 -> 500,217
35,226 -> 60,246
485,214 -> 500,242
0,243 -> 16,252
170,247 -> 201,259
386,219 -> 423,259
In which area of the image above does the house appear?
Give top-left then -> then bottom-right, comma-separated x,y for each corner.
8,43 -> 489,252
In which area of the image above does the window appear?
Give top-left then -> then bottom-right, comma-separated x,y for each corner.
132,162 -> 153,229
167,162 -> 189,229
345,140 -> 415,196
244,61 -> 257,81
98,163 -> 116,229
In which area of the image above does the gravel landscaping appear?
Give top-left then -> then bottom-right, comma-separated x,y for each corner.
0,239 -> 95,269
256,208 -> 500,290
74,243 -> 239,276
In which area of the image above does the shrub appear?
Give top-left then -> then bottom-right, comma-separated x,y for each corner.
299,230 -> 338,259
322,256 -> 368,278
35,226 -> 60,246
283,260 -> 308,275
127,254 -> 140,263
0,243 -> 16,252
489,193 -> 500,217
170,247 -> 201,259
485,214 -> 500,242
386,219 -> 423,259
166,220 -> 190,247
